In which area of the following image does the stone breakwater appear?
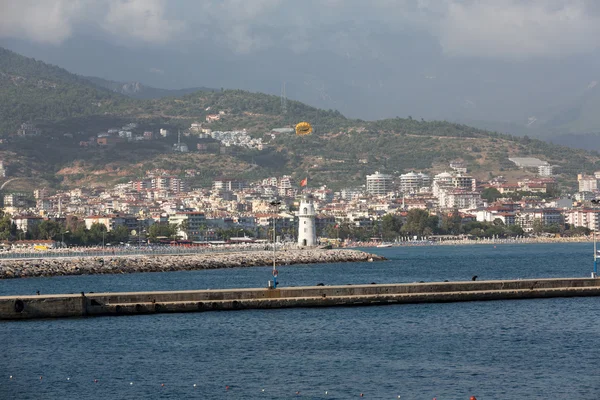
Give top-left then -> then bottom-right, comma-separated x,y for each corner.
0,249 -> 386,279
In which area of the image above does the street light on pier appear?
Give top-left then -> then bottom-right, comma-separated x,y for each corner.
593,231 -> 598,278
270,199 -> 282,288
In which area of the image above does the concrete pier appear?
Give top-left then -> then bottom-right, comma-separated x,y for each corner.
2,278 -> 600,320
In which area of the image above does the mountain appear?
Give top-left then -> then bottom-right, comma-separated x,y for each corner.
84,76 -> 216,99
5,34 -> 600,137
0,46 -> 599,191
531,81 -> 600,135
0,47 -> 133,136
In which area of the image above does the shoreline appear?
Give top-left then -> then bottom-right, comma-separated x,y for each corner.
351,236 -> 594,248
0,249 -> 386,280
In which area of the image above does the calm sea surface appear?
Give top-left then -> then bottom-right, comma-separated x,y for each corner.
1,243 -> 600,399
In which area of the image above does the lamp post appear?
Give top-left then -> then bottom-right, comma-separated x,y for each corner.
593,231 -> 598,278
270,199 -> 281,288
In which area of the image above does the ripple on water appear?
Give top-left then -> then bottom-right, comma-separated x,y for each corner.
1,244 -> 600,399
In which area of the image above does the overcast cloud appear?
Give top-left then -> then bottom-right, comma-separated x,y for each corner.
1,0 -> 600,58
2,0 -> 600,127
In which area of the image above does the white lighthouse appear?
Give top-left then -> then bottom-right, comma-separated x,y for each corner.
297,194 -> 317,247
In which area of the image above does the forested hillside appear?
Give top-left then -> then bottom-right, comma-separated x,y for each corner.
1,46 -> 599,191
0,47 -> 133,136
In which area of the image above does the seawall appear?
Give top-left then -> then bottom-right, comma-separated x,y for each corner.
0,249 -> 385,279
2,278 -> 600,320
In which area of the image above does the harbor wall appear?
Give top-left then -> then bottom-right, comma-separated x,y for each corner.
0,249 -> 384,279
2,278 -> 600,320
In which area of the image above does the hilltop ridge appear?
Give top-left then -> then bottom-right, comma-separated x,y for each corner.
0,46 -> 598,190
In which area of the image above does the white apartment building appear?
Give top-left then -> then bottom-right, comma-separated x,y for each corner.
12,215 -> 43,233
278,176 -> 292,196
515,209 -> 563,232
438,189 -> 481,210
538,165 -> 554,177
476,210 -> 516,225
565,209 -> 600,231
340,188 -> 362,201
168,212 -> 206,240
433,172 -> 476,198
574,192 -> 596,202
213,179 -> 247,192
578,174 -> 598,192
432,172 -> 453,197
400,172 -> 430,193
366,171 -> 393,196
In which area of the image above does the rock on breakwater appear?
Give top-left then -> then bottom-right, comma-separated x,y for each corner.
0,249 -> 385,279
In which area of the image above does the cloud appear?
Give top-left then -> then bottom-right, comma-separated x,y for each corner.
101,0 -> 184,45
437,0 -> 600,58
1,0 -> 600,59
0,0 -> 83,44
0,0 -> 183,46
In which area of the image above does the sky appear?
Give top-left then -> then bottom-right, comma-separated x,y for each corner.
2,0 -> 600,129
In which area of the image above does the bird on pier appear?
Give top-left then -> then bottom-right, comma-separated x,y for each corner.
472,275 -> 478,281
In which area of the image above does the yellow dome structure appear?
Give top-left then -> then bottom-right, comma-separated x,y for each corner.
295,121 -> 313,136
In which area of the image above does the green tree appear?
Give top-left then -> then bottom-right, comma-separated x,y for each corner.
532,219 -> 544,235
441,209 -> 462,235
68,225 -> 86,245
481,187 -> 502,203
109,225 -> 130,244
0,212 -> 16,240
544,223 -> 561,234
381,214 -> 403,240
401,209 -> 438,236
36,220 -> 63,240
88,223 -> 108,245
506,225 -> 524,237
148,223 -> 177,242
484,225 -> 505,238
564,226 -> 591,237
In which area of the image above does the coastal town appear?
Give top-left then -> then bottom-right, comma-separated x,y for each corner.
2,8 -> 599,399
1,146 -> 599,249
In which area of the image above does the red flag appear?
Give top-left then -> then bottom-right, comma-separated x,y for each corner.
300,177 -> 308,187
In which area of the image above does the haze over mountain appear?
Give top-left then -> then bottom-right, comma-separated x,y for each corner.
84,76 -> 216,99
2,0 -> 600,137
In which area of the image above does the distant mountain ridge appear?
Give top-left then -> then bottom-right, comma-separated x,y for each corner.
84,76 -> 217,99
461,80 -> 600,145
1,45 -> 599,191
536,81 -> 600,134
0,46 -> 131,136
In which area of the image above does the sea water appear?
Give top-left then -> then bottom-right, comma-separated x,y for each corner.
1,243 -> 599,399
